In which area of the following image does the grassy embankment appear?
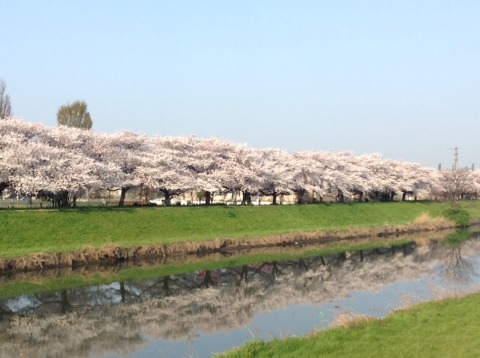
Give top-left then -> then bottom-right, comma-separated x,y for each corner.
1,201 -> 479,268
219,292 -> 480,358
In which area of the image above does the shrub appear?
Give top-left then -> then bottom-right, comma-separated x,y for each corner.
443,207 -> 470,228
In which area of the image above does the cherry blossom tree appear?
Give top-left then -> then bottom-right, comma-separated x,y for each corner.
46,149 -> 99,206
94,131 -> 150,206
292,151 -> 356,202
358,153 -> 398,201
0,132 -> 23,195
288,152 -> 324,203
470,170 -> 480,200
4,117 -> 480,209
138,136 -> 196,205
40,125 -> 103,205
217,144 -> 261,205
0,126 -> 99,206
255,148 -> 292,205
183,137 -> 235,205
394,161 -> 433,201
316,151 -> 359,202
0,118 -> 48,196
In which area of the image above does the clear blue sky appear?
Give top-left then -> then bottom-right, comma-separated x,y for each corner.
2,1 -> 480,168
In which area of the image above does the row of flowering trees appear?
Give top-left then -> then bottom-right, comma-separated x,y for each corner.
1,118 -> 479,207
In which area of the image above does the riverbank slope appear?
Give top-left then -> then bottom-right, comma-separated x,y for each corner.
1,201 -> 480,272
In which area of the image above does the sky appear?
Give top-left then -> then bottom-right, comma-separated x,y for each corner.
2,1 -> 480,168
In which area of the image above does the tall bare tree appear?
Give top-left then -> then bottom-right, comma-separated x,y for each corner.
57,100 -> 93,129
440,168 -> 474,203
0,79 -> 12,119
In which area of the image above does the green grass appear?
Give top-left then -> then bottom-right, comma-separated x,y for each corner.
0,201 -> 479,259
220,292 -> 480,358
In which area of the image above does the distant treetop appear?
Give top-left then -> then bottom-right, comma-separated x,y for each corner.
0,79 -> 12,119
57,100 -> 92,129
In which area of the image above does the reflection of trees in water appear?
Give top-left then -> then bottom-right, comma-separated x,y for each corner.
2,239 -> 480,357
0,243 -> 435,320
0,305 -> 13,321
439,230 -> 480,284
443,246 -> 474,283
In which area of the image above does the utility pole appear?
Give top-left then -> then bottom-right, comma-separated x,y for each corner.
448,146 -> 459,170
454,146 -> 458,170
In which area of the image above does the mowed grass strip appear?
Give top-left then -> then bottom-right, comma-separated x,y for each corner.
0,201 -> 476,259
219,292 -> 480,358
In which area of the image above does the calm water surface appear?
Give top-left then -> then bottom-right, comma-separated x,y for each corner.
1,234 -> 480,358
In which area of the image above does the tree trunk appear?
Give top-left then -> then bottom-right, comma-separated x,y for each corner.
161,189 -> 171,206
204,191 -> 211,205
0,182 -> 8,196
272,192 -> 277,205
118,187 -> 130,206
295,189 -> 306,204
58,190 -> 69,207
242,191 -> 252,205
